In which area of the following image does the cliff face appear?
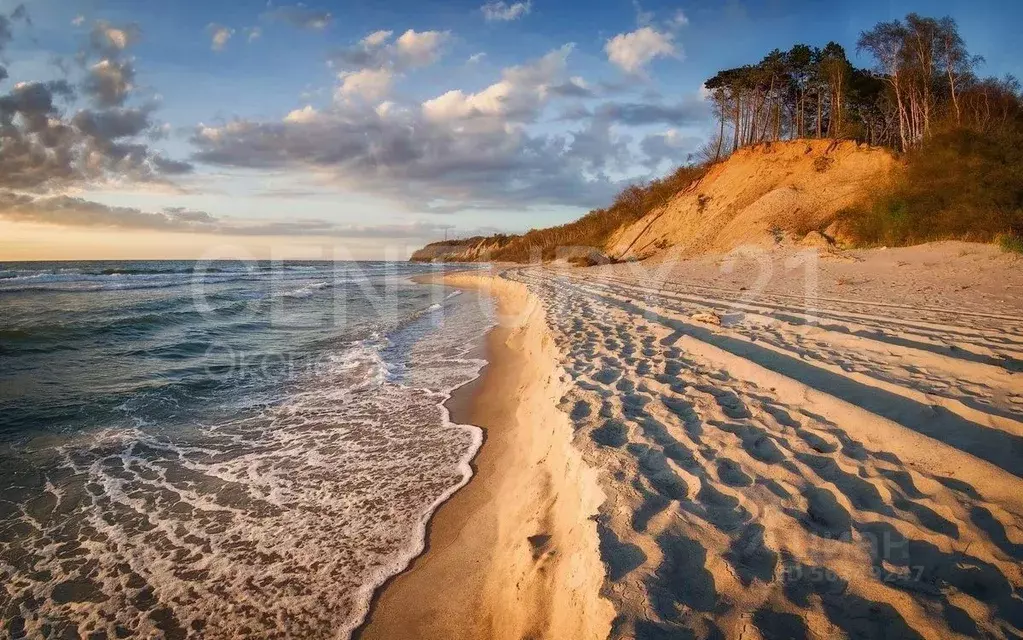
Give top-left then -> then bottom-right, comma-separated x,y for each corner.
409,236 -> 515,263
409,140 -> 898,263
607,140 -> 897,260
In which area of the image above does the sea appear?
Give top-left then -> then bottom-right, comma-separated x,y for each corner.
0,260 -> 494,639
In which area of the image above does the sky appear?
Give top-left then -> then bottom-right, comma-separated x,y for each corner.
0,0 -> 1020,260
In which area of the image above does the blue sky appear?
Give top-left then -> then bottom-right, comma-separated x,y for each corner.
0,0 -> 1020,259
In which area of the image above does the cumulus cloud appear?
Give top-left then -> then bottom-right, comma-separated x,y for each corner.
422,44 -> 573,123
669,10 -> 689,28
394,29 -> 448,66
362,30 -> 392,47
0,190 -> 457,238
191,45 -> 629,213
284,105 -> 319,123
332,29 -> 450,73
71,106 -> 152,139
208,24 -> 234,51
82,58 -> 135,107
548,76 -> 594,98
0,13 -> 191,192
79,21 -> 143,107
72,15 -> 85,27
589,98 -> 710,126
89,21 -> 140,56
640,128 -> 701,168
245,26 -> 262,42
326,29 -> 450,105
481,1 -> 532,22
605,26 -> 676,74
336,68 -> 394,102
565,118 -> 632,173
263,4 -> 332,30
0,80 -> 176,190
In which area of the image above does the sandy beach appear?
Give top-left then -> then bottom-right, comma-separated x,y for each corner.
362,241 -> 1023,640
358,274 -> 613,640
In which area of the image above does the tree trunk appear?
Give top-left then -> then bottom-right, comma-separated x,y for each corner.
816,90 -> 822,138
733,94 -> 740,152
892,74 -> 908,151
716,110 -> 724,160
948,68 -> 961,125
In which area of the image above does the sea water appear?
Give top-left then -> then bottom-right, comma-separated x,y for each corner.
0,260 -> 493,638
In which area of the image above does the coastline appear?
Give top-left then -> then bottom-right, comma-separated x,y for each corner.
359,244 -> 1023,639
356,273 -> 614,640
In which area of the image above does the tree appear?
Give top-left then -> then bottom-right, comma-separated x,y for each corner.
858,20 -> 911,150
935,16 -> 980,125
819,42 -> 851,137
703,13 -> 1015,154
787,44 -> 815,138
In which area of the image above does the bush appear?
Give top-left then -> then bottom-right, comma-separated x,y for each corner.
846,128 -> 1023,246
999,233 -> 1023,254
487,163 -> 710,263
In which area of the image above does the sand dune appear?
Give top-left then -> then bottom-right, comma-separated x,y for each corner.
503,243 -> 1023,639
608,140 -> 898,260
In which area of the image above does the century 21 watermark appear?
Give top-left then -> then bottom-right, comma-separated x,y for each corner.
184,241 -> 932,585
187,241 -> 825,379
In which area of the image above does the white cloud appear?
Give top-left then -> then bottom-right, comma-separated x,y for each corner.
337,68 -> 394,101
362,30 -> 393,47
421,89 -> 478,121
375,101 -> 401,118
85,59 -> 134,106
209,25 -> 235,51
632,0 -> 655,27
333,29 -> 450,75
189,42 -> 641,213
422,44 -> 572,123
669,10 -> 689,28
246,26 -> 263,42
394,30 -> 449,67
468,52 -> 486,64
640,128 -> 701,167
285,105 -> 320,123
192,101 -> 622,213
71,15 -> 86,27
605,26 -> 675,74
481,1 -> 532,22
100,26 -> 131,50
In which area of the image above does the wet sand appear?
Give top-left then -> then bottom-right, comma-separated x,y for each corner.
357,274 -> 612,640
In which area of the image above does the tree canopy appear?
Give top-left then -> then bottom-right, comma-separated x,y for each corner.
703,14 -> 1022,155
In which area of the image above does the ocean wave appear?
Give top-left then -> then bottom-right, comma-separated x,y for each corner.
0,262 -> 498,639
277,282 -> 332,299
0,271 -> 314,294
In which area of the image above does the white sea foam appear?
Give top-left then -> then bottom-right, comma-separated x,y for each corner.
278,281 -> 331,298
0,282 -> 495,639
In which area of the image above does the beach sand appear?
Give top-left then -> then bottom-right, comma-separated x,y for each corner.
357,274 -> 613,640
363,242 -> 1023,640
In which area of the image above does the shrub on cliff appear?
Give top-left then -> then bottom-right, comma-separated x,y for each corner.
488,164 -> 709,263
846,128 -> 1023,246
